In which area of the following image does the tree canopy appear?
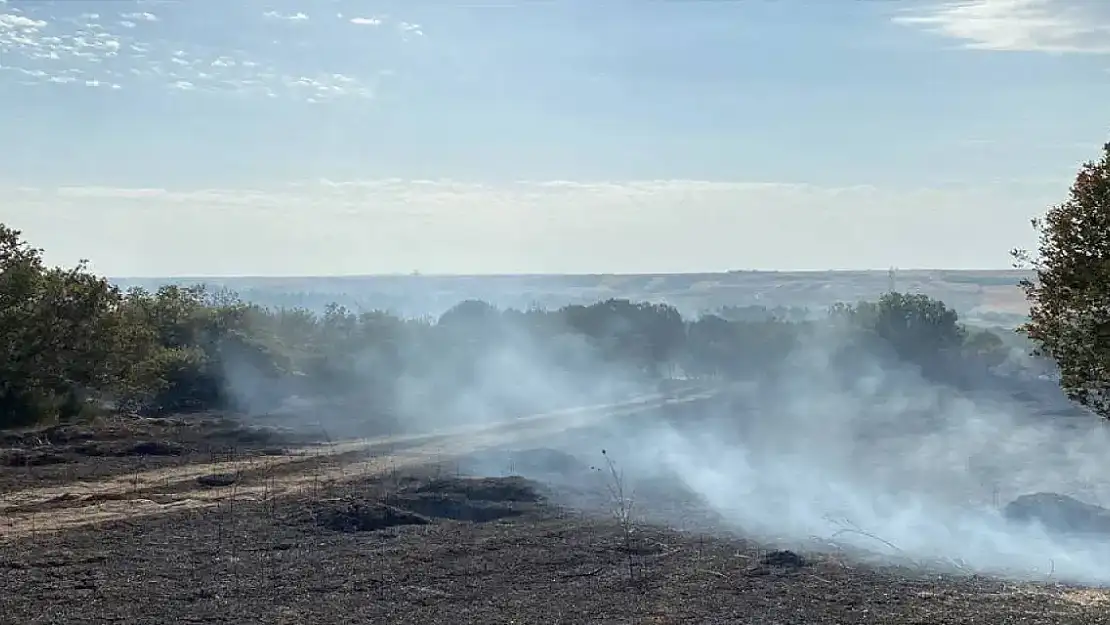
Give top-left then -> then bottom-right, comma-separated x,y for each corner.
1016,141 -> 1110,417
0,224 -> 1013,430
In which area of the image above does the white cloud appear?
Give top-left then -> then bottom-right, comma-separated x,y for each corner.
896,0 -> 1110,53
0,13 -> 46,30
0,3 -> 400,101
397,21 -> 424,37
349,16 -> 383,26
120,12 -> 158,22
1,179 -> 1054,276
263,11 -> 308,22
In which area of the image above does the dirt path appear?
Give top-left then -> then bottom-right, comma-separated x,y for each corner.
0,389 -> 715,540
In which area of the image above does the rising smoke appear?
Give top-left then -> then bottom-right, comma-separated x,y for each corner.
217,300 -> 1110,585
606,328 -> 1110,585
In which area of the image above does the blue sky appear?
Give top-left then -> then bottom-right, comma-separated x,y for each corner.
1,0 -> 1109,276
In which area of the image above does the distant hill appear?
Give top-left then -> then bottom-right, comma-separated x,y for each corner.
112,270 -> 1032,326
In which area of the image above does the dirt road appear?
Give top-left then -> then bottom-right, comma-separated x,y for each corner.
0,388 -> 715,540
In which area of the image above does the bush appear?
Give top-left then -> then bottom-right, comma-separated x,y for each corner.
0,222 -> 1032,429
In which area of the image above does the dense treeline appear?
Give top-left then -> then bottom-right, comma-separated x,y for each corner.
6,138 -> 1108,428
0,224 -> 1020,429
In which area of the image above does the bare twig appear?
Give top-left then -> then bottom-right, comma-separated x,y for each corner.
598,449 -> 638,583
825,516 -> 904,555
559,566 -> 606,579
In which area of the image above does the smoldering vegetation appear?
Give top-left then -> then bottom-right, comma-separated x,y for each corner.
455,326 -> 1110,586
215,297 -> 676,437
273,293 -> 1106,587
167,290 -> 1044,438
118,289 -> 1110,585
7,230 -> 1110,586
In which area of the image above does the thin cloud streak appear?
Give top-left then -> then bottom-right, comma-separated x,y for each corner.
1,179 -> 1048,276
896,0 -> 1110,54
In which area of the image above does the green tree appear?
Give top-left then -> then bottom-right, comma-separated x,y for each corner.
1,218 -> 1021,431
962,329 -> 1008,369
1014,141 -> 1110,417
833,292 -> 966,372
0,225 -> 123,425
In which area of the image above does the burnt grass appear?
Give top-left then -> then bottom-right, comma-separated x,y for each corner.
3,467 -> 1110,624
0,413 -> 313,490
3,404 -> 1110,624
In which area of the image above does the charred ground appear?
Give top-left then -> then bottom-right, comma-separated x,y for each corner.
3,413 -> 1110,625
0,413 -> 316,492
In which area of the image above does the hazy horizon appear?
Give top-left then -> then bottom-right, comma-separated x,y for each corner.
3,0 -> 1107,275
109,268 -> 1033,280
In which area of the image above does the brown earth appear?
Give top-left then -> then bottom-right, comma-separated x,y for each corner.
3,394 -> 1110,624
0,391 -> 712,539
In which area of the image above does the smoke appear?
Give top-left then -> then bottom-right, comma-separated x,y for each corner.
389,333 -> 642,433
215,305 -> 651,439
608,328 -> 1110,586
214,297 -> 1110,585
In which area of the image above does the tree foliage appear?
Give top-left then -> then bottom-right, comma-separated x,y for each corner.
1015,141 -> 1110,416
0,226 -> 123,425
0,224 -> 1012,429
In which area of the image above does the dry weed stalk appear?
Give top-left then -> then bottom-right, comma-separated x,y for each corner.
824,515 -> 905,556
598,449 -> 639,583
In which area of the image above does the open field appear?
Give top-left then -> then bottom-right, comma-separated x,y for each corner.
115,269 -> 1033,323
5,392 -> 1110,624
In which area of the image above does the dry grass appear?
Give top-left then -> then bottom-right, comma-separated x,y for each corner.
1059,589 -> 1110,607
